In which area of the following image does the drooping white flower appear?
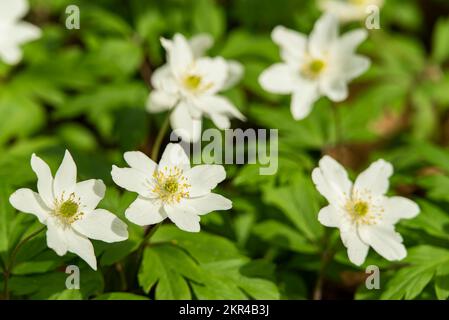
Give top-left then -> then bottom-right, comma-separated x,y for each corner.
0,0 -> 41,65
9,150 -> 128,270
312,156 -> 420,266
259,14 -> 370,120
318,0 -> 384,23
111,143 -> 232,232
146,33 -> 245,142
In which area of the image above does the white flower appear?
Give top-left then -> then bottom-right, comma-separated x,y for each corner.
312,156 -> 420,266
259,14 -> 370,120
111,143 -> 232,232
9,150 -> 128,270
0,0 -> 41,65
318,0 -> 384,23
146,33 -> 245,142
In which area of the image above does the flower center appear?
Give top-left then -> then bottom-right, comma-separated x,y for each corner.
352,201 -> 369,216
53,193 -> 83,225
59,200 -> 79,217
152,166 -> 190,204
301,59 -> 326,79
184,75 -> 202,91
349,0 -> 368,5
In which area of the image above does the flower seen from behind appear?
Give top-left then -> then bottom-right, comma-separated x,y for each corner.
311,155 -> 420,266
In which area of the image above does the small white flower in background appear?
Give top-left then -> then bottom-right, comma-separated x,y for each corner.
9,150 -> 128,270
0,0 -> 41,65
312,156 -> 420,266
318,0 -> 384,23
259,14 -> 370,120
111,143 -> 232,232
146,33 -> 245,142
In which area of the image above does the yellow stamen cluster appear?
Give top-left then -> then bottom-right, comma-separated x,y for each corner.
183,73 -> 213,94
301,59 -> 326,79
345,191 -> 383,225
152,166 -> 190,204
53,192 -> 83,226
349,0 -> 368,5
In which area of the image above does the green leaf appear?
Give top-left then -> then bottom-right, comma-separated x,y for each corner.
253,220 -> 318,254
382,246 -> 449,299
94,292 -> 149,300
401,200 -> 449,241
262,173 -> 324,242
432,17 -> 449,63
138,244 -> 203,299
152,226 -> 280,300
435,260 -> 449,300
193,0 -> 225,39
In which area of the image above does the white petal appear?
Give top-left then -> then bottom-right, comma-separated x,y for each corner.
193,57 -> 229,94
184,165 -> 226,197
11,22 -> 41,44
165,204 -> 201,232
146,90 -> 178,113
354,159 -> 393,196
196,95 -> 245,121
111,165 -> 152,197
341,225 -> 369,266
74,179 -> 105,212
189,33 -> 214,58
259,63 -> 297,94
359,224 -> 407,261
222,60 -> 244,90
311,155 -> 352,206
272,25 -> 307,65
0,45 -> 22,65
73,209 -> 128,243
0,0 -> 28,21
318,205 -> 342,227
338,29 -> 368,54
53,150 -> 77,198
46,222 -> 68,256
320,77 -> 348,102
125,196 -> 167,226
150,65 -> 178,93
158,142 -> 191,171
291,83 -> 319,120
381,196 -> 420,225
170,101 -> 202,143
161,34 -> 194,78
183,193 -> 232,215
9,188 -> 50,223
124,151 -> 157,174
30,153 -> 54,207
343,55 -> 370,81
309,14 -> 339,57
65,229 -> 97,270
210,113 -> 230,130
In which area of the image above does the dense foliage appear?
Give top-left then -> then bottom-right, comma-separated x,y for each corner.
1,0 -> 449,300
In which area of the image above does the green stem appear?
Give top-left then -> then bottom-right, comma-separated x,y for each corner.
3,226 -> 46,300
151,114 -> 171,161
313,104 -> 342,300
312,230 -> 335,300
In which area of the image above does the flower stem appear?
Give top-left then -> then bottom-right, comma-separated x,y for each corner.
312,230 -> 335,300
313,103 -> 342,300
151,114 -> 171,161
2,226 -> 46,300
